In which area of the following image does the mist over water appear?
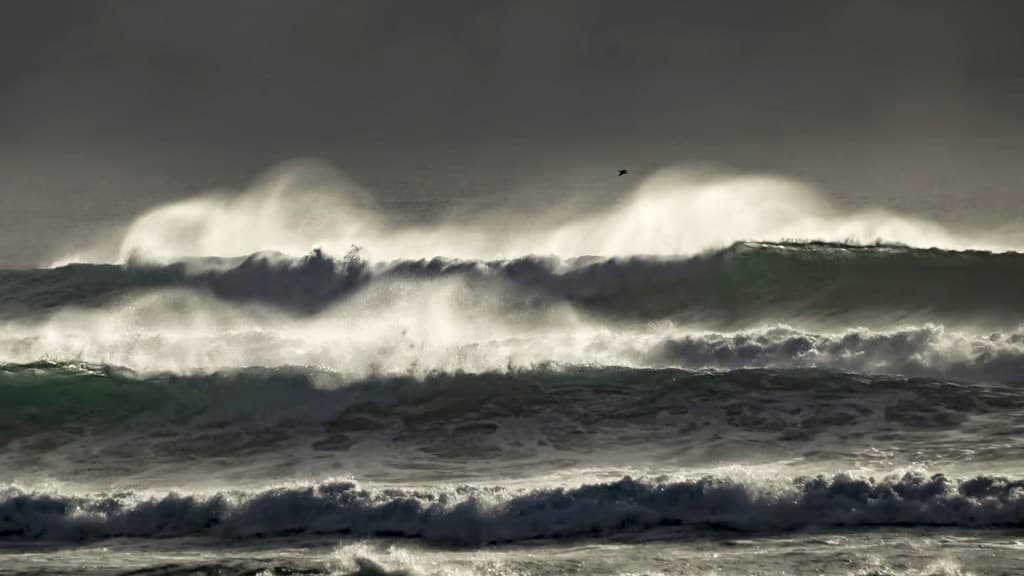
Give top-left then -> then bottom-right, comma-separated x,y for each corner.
51,161 -> 1018,267
3,282 -> 1024,381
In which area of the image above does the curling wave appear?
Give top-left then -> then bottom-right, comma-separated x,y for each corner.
3,473 -> 1024,545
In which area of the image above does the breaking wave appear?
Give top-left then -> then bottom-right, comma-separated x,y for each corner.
4,161 -> 1024,570
1,301 -> 1024,379
50,161 -> 1017,266
3,473 -> 1024,545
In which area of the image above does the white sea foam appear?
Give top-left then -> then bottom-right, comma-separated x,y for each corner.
51,161 -> 1016,266
2,473 -> 1023,544
1,275 -> 1023,379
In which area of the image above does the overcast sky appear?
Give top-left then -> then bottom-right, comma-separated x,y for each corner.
1,0 -> 1023,266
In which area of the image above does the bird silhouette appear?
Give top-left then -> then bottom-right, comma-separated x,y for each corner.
618,169 -> 628,176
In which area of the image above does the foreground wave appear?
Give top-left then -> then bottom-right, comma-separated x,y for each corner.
3,473 -> 1024,545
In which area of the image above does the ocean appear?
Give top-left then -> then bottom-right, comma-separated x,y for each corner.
2,239 -> 1024,575
2,168 -> 1024,575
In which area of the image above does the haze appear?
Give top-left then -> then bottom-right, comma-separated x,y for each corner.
2,0 -> 1023,266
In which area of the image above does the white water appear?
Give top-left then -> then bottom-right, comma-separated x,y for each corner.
52,161 -> 1016,266
2,275 -> 1024,378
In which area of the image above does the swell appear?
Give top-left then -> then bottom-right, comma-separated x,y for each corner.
5,241 -> 1024,328
3,473 -> 1024,545
2,364 -> 1022,473
0,364 -> 1017,431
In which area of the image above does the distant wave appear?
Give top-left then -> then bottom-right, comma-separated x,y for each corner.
50,161 -> 1017,266
3,473 -> 1024,545
7,241 -> 1024,329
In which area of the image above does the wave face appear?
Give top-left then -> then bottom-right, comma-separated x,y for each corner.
9,241 -> 1024,329
3,473 -> 1024,545
3,365 -> 1023,487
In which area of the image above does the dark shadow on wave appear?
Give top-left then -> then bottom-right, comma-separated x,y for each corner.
3,472 -> 1024,547
3,241 -> 1024,328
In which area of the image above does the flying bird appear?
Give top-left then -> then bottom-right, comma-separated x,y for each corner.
618,169 -> 628,176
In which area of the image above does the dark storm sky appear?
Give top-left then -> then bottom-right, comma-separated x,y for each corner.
1,0 -> 1023,266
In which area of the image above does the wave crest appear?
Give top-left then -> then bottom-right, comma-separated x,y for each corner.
51,161 -> 1015,266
